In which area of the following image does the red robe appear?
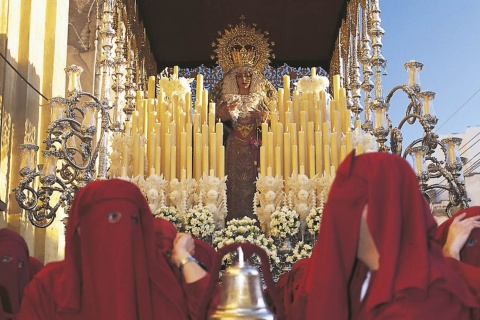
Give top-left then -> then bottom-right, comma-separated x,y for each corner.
18,179 -> 214,320
0,228 -> 43,320
291,151 -> 479,319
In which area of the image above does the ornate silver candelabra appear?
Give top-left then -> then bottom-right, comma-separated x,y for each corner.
13,66 -> 114,227
355,0 -> 470,215
12,0 -> 142,227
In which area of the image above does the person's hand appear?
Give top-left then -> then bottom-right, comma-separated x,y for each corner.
171,233 -> 195,268
217,100 -> 240,121
219,100 -> 240,111
249,110 -> 263,119
249,110 -> 264,125
443,212 -> 480,260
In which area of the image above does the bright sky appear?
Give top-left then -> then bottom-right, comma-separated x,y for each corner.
377,0 -> 480,146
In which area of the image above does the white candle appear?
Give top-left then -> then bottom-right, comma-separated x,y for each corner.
330,132 -> 338,167
208,104 -> 216,133
170,146 -> 176,180
194,133 -> 202,180
148,131 -> 156,170
180,131 -> 187,171
218,145 -> 225,177
155,146 -> 161,175
333,74 -> 341,100
203,145 -> 209,176
315,131 -> 323,176
187,146 -> 193,179
260,146 -> 266,177
275,146 -> 281,178
284,132 -> 291,179
210,132 -> 217,173
267,132 -> 274,169
299,165 -> 305,175
216,122 -> 224,148
278,88 -> 285,124
148,76 -> 156,99
308,145 -> 315,178
298,131 -> 305,167
173,65 -> 179,79
196,74 -> 204,102
164,133 -> 171,180
133,133 -> 140,176
201,90 -> 209,124
283,75 -> 290,103
324,145 -> 330,174
292,145 -> 298,175
330,165 -> 336,178
139,144 -> 145,178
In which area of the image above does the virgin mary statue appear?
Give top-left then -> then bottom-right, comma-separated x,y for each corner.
210,17 -> 278,221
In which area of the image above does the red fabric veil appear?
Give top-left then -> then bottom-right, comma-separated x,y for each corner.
0,229 -> 32,317
294,151 -> 478,319
51,179 -> 187,319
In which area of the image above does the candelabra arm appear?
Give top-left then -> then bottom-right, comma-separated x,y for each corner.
13,172 -> 43,211
14,173 -> 77,228
385,84 -> 419,105
423,182 -> 468,217
400,137 -> 424,158
77,91 -> 102,103
425,159 -> 469,213
395,114 -> 431,140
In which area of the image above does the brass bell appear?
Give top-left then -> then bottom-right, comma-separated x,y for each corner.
209,248 -> 275,319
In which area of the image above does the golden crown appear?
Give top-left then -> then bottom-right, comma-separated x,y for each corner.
212,16 -> 274,74
231,47 -> 256,68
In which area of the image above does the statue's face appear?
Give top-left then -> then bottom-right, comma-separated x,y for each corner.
236,69 -> 251,91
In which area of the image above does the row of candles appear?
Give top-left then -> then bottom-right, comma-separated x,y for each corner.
259,71 -> 357,179
123,69 -> 225,181
117,67 -> 361,182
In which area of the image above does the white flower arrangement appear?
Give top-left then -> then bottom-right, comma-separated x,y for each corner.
168,177 -> 198,222
294,75 -> 330,94
197,173 -> 227,229
130,174 -> 148,196
269,206 -> 300,238
285,173 -> 317,234
285,241 -> 313,264
253,174 -> 285,234
158,69 -> 193,102
184,204 -> 215,239
213,217 -> 279,268
153,206 -> 182,230
306,206 -> 322,236
351,130 -> 377,153
309,174 -> 331,236
143,173 -> 168,212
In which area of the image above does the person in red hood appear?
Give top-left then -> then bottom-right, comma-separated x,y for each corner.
290,151 -> 479,319
0,228 -> 43,320
435,206 -> 480,309
18,179 -> 216,320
